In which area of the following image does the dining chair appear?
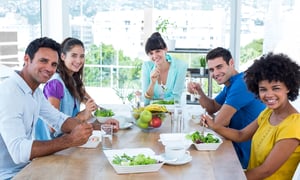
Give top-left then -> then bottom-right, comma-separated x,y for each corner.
292,162 -> 300,180
0,65 -> 14,83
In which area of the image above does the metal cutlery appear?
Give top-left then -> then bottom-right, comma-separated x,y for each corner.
201,109 -> 207,136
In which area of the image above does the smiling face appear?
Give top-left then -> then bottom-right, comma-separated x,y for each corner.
61,45 -> 85,75
23,47 -> 59,89
147,48 -> 167,66
207,57 -> 236,86
258,80 -> 289,110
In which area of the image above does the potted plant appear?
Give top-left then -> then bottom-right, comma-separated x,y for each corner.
199,56 -> 206,75
155,16 -> 177,50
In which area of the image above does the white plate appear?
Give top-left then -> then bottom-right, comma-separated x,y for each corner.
113,115 -> 134,129
120,122 -> 133,129
103,148 -> 163,174
161,153 -> 192,165
79,130 -> 102,148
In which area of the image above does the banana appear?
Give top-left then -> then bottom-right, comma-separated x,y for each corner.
145,104 -> 168,112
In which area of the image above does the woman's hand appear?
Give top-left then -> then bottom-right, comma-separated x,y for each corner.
85,98 -> 98,112
150,68 -> 160,83
77,98 -> 98,121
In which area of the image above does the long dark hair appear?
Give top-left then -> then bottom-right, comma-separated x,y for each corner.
58,37 -> 86,102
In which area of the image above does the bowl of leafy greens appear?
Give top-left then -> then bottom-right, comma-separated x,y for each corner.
186,131 -> 223,151
151,99 -> 175,105
103,148 -> 164,174
94,109 -> 115,123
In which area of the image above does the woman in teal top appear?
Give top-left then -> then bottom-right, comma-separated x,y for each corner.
142,32 -> 188,105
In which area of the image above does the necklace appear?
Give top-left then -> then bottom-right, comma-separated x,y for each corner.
160,81 -> 167,92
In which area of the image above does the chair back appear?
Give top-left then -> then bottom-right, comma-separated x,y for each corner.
292,162 -> 300,180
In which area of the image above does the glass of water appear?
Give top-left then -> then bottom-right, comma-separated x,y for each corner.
101,124 -> 113,150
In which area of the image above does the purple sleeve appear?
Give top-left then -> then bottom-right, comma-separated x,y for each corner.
43,79 -> 64,99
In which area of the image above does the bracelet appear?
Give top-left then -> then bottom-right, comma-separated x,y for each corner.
144,92 -> 152,99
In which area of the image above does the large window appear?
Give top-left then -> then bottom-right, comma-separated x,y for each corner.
239,0 -> 299,71
1,0 -> 299,104
0,0 -> 41,68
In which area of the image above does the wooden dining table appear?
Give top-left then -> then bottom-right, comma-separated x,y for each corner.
13,105 -> 246,180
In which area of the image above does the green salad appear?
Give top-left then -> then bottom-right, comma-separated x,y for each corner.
151,100 -> 174,105
186,131 -> 220,144
94,109 -> 114,117
112,153 -> 159,166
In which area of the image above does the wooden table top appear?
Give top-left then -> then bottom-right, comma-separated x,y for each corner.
13,106 -> 246,180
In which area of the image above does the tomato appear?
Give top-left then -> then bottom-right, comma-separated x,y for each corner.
149,116 -> 162,128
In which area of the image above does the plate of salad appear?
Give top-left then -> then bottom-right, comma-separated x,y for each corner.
103,148 -> 164,174
186,131 -> 223,151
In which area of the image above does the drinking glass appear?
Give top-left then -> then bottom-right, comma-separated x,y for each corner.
172,105 -> 184,133
101,124 -> 113,150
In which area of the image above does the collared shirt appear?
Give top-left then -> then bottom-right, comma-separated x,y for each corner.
0,71 -> 69,179
142,54 -> 188,105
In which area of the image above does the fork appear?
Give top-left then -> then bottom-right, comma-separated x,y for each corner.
84,96 -> 106,110
200,109 -> 207,136
193,89 -> 201,99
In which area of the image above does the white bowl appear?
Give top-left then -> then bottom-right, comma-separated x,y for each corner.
159,133 -> 193,149
191,132 -> 223,151
95,116 -> 113,123
108,161 -> 164,174
103,148 -> 164,174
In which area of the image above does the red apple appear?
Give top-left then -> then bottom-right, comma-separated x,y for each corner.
149,116 -> 162,128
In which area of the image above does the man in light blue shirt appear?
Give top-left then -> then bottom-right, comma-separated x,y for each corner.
0,37 -> 94,179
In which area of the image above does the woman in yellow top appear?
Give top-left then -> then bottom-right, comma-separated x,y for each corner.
202,52 -> 300,179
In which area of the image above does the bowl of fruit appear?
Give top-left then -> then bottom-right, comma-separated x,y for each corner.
131,104 -> 170,131
94,108 -> 115,123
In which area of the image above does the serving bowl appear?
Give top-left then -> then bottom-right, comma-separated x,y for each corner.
95,116 -> 114,123
103,148 -> 164,174
94,109 -> 115,123
187,131 -> 223,151
131,110 -> 170,131
159,133 -> 193,150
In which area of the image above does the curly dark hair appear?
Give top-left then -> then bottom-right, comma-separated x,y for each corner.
244,52 -> 300,101
58,37 -> 86,102
145,32 -> 167,54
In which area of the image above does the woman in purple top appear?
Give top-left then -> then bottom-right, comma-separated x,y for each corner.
36,37 -> 119,140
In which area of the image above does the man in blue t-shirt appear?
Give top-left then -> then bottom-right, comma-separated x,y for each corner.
187,47 -> 265,169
